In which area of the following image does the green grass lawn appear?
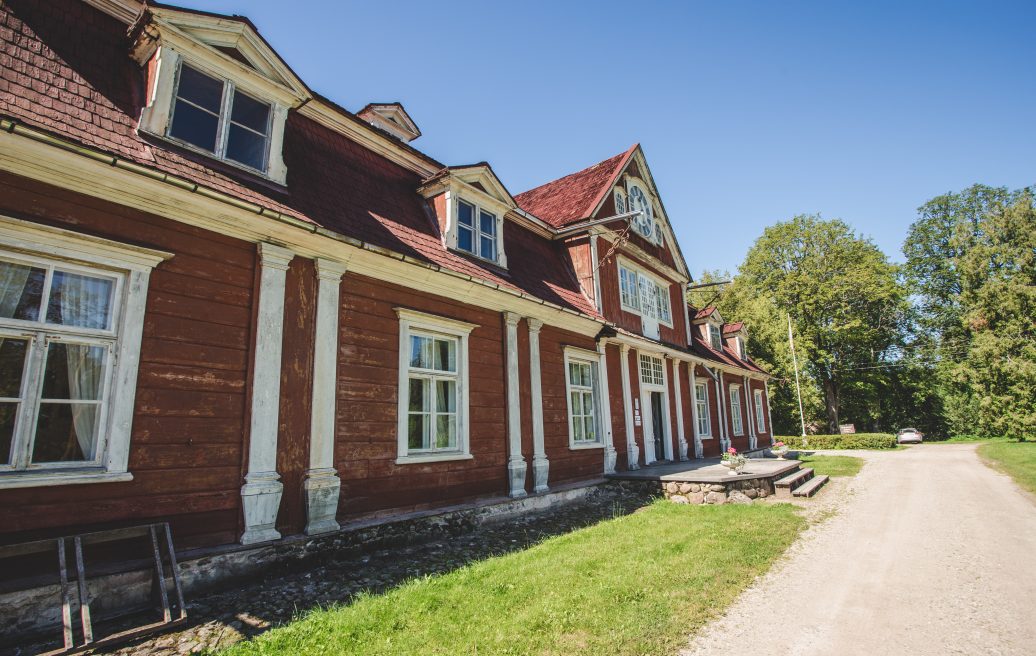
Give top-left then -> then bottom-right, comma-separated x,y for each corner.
794,454 -> 865,478
217,502 -> 806,656
979,441 -> 1036,496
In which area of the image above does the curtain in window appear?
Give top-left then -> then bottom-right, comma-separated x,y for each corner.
58,273 -> 108,457
0,261 -> 31,318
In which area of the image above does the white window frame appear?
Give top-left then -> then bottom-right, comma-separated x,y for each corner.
737,336 -> 747,359
729,384 -> 744,436
0,216 -> 171,489
138,47 -> 291,184
617,258 -> 673,328
442,186 -> 509,269
695,382 -> 712,438
754,388 -> 766,434
455,199 -> 500,264
395,308 -> 477,464
564,347 -> 604,450
639,354 -> 665,386
709,323 -> 723,351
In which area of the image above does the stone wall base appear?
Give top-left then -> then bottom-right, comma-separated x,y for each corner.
614,477 -> 775,505
0,480 -> 606,644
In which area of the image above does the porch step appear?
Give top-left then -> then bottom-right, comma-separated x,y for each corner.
774,467 -> 813,499
793,474 -> 830,498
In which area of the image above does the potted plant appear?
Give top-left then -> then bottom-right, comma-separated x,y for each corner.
721,447 -> 747,474
771,441 -> 788,459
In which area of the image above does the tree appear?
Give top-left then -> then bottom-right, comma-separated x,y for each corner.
735,215 -> 908,432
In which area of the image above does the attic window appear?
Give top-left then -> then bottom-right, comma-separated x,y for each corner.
709,324 -> 722,351
457,200 -> 498,263
169,62 -> 272,172
737,336 -> 747,359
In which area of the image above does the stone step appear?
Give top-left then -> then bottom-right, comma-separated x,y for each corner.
793,474 -> 830,497
774,467 -> 812,489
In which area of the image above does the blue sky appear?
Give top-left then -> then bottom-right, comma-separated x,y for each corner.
176,0 -> 1035,275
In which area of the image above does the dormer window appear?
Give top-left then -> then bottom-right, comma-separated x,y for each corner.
457,200 -> 498,262
709,324 -> 722,350
736,336 -> 747,359
169,62 -> 272,172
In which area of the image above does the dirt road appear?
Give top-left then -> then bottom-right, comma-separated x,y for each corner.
682,444 -> 1036,656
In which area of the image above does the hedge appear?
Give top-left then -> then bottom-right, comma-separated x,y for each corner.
773,433 -> 898,450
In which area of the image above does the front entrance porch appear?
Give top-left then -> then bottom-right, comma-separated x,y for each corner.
607,457 -> 802,504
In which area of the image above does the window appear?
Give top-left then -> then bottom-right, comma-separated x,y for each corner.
0,217 -> 169,488
456,200 -> 498,262
639,354 -> 665,386
754,389 -> 766,433
695,382 -> 711,437
619,262 -> 672,326
169,62 -> 272,173
614,189 -> 626,214
737,336 -> 747,359
565,351 -> 602,448
729,385 -> 744,436
395,309 -> 476,463
709,324 -> 723,351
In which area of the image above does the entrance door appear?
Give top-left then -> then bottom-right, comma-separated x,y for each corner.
651,391 -> 666,462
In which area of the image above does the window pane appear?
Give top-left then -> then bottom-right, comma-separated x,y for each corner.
32,402 -> 98,463
169,101 -> 220,153
0,338 -> 29,398
584,417 -> 596,441
176,64 -> 224,112
0,402 -> 15,465
230,90 -> 270,134
458,201 -> 474,227
41,342 -> 105,401
0,261 -> 46,322
570,390 -> 582,416
436,379 -> 456,413
435,414 -> 457,449
408,377 -> 429,412
572,411 -> 584,441
407,413 -> 428,450
225,124 -> 269,171
433,338 -> 456,372
458,225 -> 474,253
479,235 -> 496,261
410,335 -> 430,369
479,211 -> 495,235
46,271 -> 114,330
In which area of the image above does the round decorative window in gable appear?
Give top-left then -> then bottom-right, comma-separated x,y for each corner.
627,185 -> 654,239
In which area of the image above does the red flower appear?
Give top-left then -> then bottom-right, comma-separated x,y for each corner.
727,447 -> 737,455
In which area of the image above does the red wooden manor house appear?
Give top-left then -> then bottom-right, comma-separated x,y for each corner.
0,0 -> 774,636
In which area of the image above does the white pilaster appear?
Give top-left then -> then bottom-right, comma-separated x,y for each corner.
304,258 -> 348,536
745,375 -> 757,449
714,369 -> 729,452
504,311 -> 527,498
619,343 -> 639,469
673,359 -> 689,461
764,379 -> 774,442
598,340 -> 617,474
589,234 -> 603,314
689,364 -> 703,458
241,243 -> 294,545
527,319 -> 549,493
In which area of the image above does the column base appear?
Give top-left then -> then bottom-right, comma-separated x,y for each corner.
678,440 -> 689,461
627,444 -> 640,470
694,439 -> 704,459
240,474 -> 283,545
508,458 -> 528,498
304,468 -> 341,536
603,446 -> 617,475
532,456 -> 549,494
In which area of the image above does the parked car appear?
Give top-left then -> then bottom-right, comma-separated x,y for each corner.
897,428 -> 924,444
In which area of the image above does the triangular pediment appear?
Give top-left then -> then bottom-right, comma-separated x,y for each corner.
357,103 -> 422,143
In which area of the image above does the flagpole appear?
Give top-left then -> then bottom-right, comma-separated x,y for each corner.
788,314 -> 807,438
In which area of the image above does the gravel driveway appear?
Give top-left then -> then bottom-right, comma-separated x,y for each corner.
682,443 -> 1036,656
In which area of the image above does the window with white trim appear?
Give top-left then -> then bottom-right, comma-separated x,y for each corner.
169,61 -> 273,173
754,388 -> 766,433
565,351 -> 602,447
456,199 -> 498,263
639,354 -> 665,386
395,309 -> 475,463
618,262 -> 672,326
0,217 -> 168,488
709,324 -> 723,351
614,189 -> 626,214
694,382 -> 711,437
737,336 -> 747,359
729,385 -> 744,436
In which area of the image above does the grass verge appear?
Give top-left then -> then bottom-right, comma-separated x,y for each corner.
794,454 -> 864,478
217,502 -> 806,656
978,441 -> 1036,496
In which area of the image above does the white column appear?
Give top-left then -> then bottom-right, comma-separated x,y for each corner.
528,319 -> 549,493
504,311 -> 527,498
304,258 -> 347,536
764,379 -> 774,441
744,375 -> 756,450
689,364 -> 703,458
713,369 -> 729,452
598,340 -> 617,474
619,343 -> 639,469
672,359 -> 689,461
241,243 -> 294,545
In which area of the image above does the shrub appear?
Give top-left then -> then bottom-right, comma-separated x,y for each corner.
774,433 -> 897,450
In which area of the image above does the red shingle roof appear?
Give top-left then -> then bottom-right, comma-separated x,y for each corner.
722,322 -> 744,335
513,145 -> 637,228
694,306 -> 717,320
690,333 -> 768,375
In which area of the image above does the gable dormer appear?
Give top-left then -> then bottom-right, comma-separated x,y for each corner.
723,322 -> 748,359
357,103 -> 421,143
693,307 -> 725,351
419,164 -> 515,269
131,6 -> 311,184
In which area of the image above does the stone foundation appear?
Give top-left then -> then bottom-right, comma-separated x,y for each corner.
613,476 -> 774,505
